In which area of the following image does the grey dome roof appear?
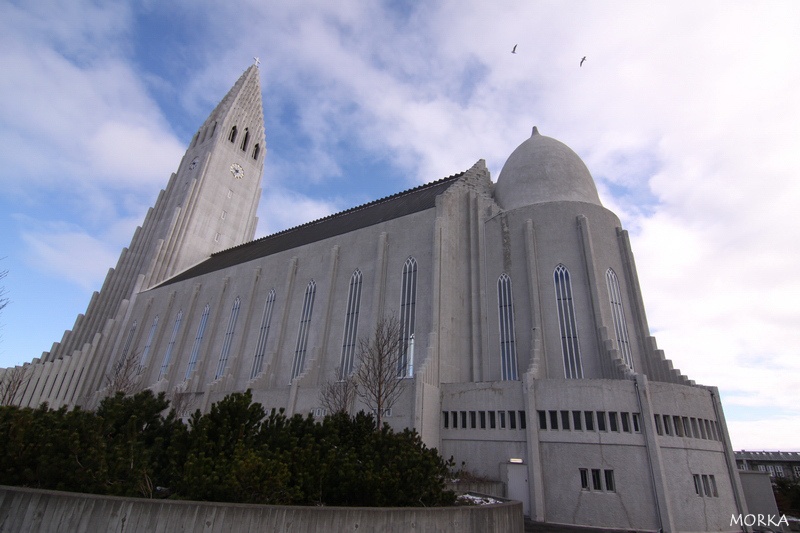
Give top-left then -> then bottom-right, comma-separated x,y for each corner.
494,127 -> 601,210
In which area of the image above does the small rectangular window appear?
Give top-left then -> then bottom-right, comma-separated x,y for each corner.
443,411 -> 449,429
519,411 -> 526,429
702,474 -> 711,496
585,411 -> 595,431
710,475 -> 718,497
580,468 -> 590,490
490,411 -> 496,429
451,411 -> 458,429
480,411 -> 486,429
549,410 -> 559,430
704,419 -> 713,440
509,411 -> 517,429
461,411 -> 467,429
632,413 -> 640,433
227,189 -> 233,199
214,232 -> 220,242
709,420 -> 718,441
604,470 -> 615,492
683,417 -> 692,437
220,210 -> 227,220
691,418 -> 700,438
592,469 -> 602,490
699,418 -> 707,439
663,415 -> 672,435
693,474 -> 702,496
621,412 -> 630,433
714,421 -> 721,441
499,411 -> 506,429
538,410 -> 547,430
609,412 -> 619,432
572,411 -> 582,431
673,415 -> 684,437
561,410 -> 571,430
597,411 -> 607,431
470,411 -> 477,429
654,414 -> 663,435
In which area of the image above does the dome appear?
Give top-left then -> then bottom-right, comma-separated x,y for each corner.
494,127 -> 601,210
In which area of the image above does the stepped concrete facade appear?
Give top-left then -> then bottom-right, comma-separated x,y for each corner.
1,64 -> 749,531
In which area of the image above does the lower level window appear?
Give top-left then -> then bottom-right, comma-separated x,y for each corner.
581,468 -> 616,492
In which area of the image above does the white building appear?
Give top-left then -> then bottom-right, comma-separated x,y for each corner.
2,65 -> 748,531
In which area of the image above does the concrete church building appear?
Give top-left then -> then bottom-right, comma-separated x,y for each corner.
4,65 -> 749,531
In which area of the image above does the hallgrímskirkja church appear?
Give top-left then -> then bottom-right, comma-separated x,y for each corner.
2,64 -> 748,531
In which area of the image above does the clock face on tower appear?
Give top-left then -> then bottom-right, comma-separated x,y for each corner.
230,163 -> 244,180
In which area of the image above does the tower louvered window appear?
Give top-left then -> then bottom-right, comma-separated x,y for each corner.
339,270 -> 362,379
185,304 -> 210,380
498,273 -> 519,380
399,257 -> 417,377
606,269 -> 634,370
141,316 -> 159,366
215,297 -> 241,380
252,143 -> 260,160
240,128 -> 249,151
554,265 -> 583,379
290,281 -> 316,381
159,310 -> 183,380
251,289 -> 276,379
228,126 -> 237,143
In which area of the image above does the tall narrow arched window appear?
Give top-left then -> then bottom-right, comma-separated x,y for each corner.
252,143 -> 260,160
228,125 -> 237,143
141,315 -> 159,366
215,297 -> 241,379
339,270 -> 362,379
606,269 -> 634,370
290,281 -> 316,381
554,265 -> 583,379
159,310 -> 183,380
498,273 -> 519,380
240,128 -> 249,151
251,289 -> 276,379
185,304 -> 210,380
399,257 -> 417,377
120,321 -> 137,361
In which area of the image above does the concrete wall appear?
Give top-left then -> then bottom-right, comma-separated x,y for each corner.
0,486 -> 523,533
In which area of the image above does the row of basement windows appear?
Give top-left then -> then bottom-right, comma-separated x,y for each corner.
442,410 -> 527,430
693,473 -> 719,497
538,409 -> 641,434
653,413 -> 721,441
580,468 -> 615,492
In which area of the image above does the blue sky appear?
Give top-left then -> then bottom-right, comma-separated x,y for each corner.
1,0 -> 799,451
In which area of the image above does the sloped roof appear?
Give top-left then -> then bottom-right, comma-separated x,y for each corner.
158,171 -> 466,287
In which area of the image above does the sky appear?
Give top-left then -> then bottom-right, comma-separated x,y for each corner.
0,0 -> 799,451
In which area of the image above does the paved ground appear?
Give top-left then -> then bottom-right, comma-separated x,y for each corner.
524,518 -> 645,532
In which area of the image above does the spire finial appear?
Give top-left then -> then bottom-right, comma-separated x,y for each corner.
253,57 -> 261,67
531,126 -> 540,136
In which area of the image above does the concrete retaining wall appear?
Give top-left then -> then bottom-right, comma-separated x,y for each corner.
0,486 -> 523,532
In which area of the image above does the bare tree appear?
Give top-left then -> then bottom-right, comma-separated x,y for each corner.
354,315 -> 406,428
170,386 -> 199,418
319,367 -> 358,415
0,365 -> 29,406
104,350 -> 143,396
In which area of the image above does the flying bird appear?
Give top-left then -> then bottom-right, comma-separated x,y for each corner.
580,56 -> 586,67
512,44 -> 517,54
